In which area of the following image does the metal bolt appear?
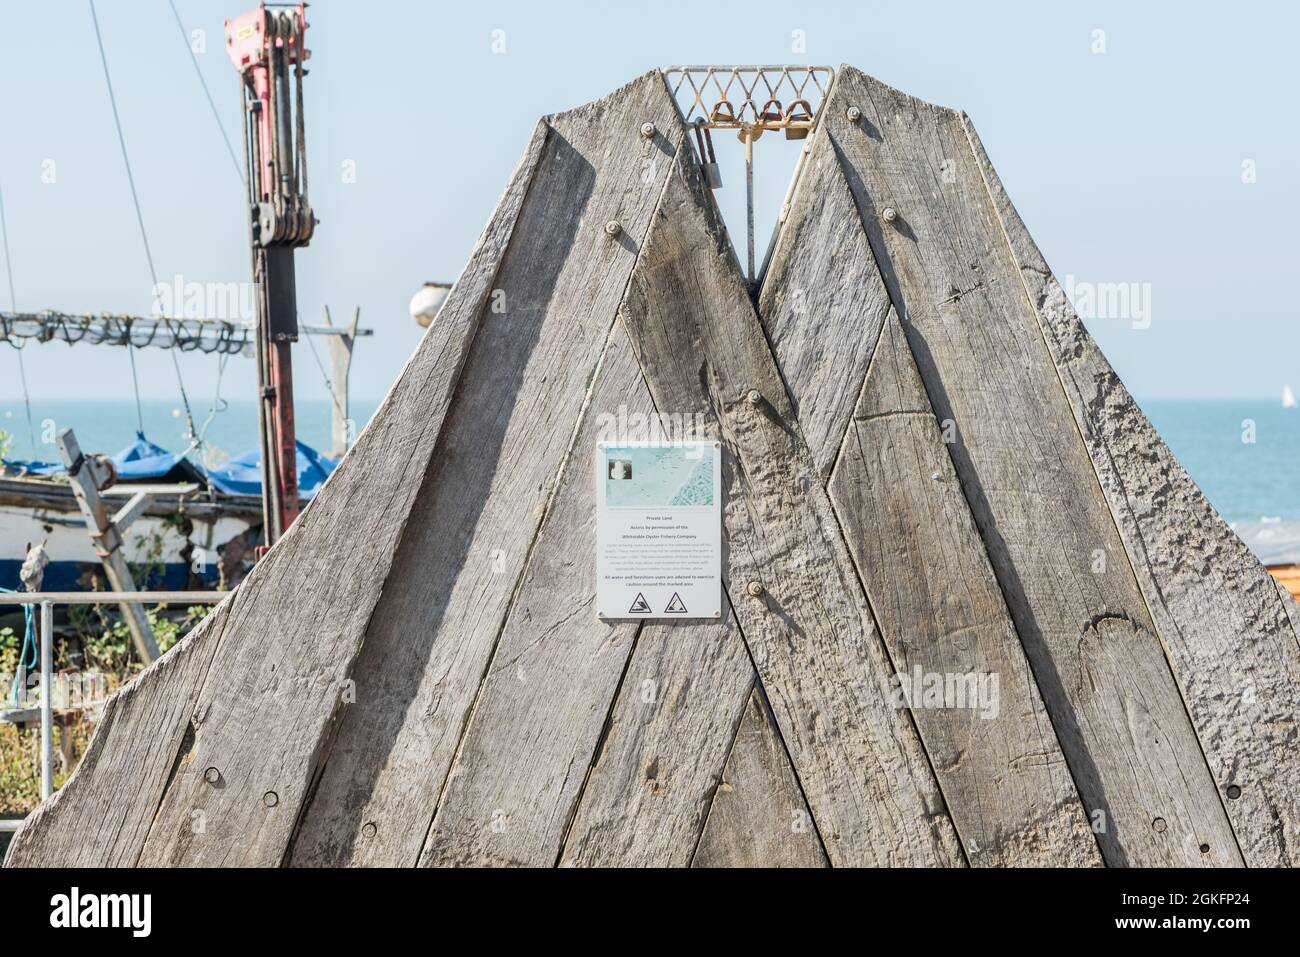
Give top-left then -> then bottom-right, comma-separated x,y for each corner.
1226,784 -> 1242,800
846,106 -> 861,122
361,822 -> 377,839
605,220 -> 622,238
746,581 -> 764,598
203,767 -> 220,785
882,206 -> 899,223
930,471 -> 941,481
1151,817 -> 1167,833
747,389 -> 762,406
640,122 -> 656,139
263,790 -> 279,808
1199,843 -> 1210,854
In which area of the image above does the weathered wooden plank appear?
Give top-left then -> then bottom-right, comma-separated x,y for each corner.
828,312 -> 1100,866
287,73 -> 685,868
757,131 -> 892,478
692,687 -> 829,868
617,148 -> 965,866
559,610 -> 755,867
5,119 -> 553,870
3,598 -> 229,866
416,323 -> 651,867
825,65 -> 1241,866
961,115 -> 1300,866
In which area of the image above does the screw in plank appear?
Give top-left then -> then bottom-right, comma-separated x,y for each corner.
882,206 -> 899,224
1151,817 -> 1167,833
203,767 -> 220,785
846,106 -> 861,122
263,791 -> 279,808
746,389 -> 762,406
605,220 -> 623,238
746,581 -> 765,598
640,122 -> 656,139
1225,784 -> 1242,799
361,822 -> 378,839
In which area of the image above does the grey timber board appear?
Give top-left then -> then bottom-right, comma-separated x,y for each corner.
961,114 -> 1300,866
828,312 -> 1101,866
287,72 -> 684,867
615,147 -> 965,866
692,686 -> 830,868
5,118 -> 553,869
822,66 -> 1240,866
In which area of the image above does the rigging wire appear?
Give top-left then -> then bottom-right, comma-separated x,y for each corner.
197,350 -> 231,471
89,0 -> 198,444
301,316 -> 347,425
167,0 -> 242,181
0,179 -> 39,458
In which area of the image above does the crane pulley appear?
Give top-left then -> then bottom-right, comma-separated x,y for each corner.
225,2 -> 317,547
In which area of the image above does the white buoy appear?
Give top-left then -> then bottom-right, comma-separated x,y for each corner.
409,281 -> 452,328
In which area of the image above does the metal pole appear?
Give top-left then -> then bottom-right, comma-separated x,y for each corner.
745,129 -> 755,283
39,600 -> 53,800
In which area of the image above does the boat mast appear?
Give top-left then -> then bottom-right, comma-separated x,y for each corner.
226,2 -> 316,548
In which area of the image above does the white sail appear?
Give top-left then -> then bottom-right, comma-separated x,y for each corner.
1285,385 -> 1297,408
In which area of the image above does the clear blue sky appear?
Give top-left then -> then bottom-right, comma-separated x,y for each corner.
1,0 -> 1296,405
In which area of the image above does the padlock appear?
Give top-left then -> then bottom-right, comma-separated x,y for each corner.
693,119 -> 723,190
710,100 -> 736,123
784,99 -> 813,140
759,98 -> 784,126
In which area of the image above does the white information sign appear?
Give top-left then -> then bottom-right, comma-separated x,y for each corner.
596,441 -> 722,620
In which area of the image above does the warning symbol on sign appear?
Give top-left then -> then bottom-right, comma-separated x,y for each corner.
627,593 -> 652,615
664,593 -> 688,614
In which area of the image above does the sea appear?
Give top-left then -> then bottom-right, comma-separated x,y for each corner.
3,397 -> 1299,564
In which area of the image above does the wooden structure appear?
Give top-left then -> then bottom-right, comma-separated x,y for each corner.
7,67 -> 1300,868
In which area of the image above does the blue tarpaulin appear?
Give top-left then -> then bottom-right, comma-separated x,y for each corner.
1,432 -> 337,498
204,441 -> 337,497
112,432 -> 205,483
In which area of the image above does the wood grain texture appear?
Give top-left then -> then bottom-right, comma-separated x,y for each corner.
417,323 -> 650,867
825,65 -> 1240,866
828,313 -> 1101,866
692,687 -> 829,868
287,73 -> 684,867
757,130 -> 892,478
617,147 -> 965,866
5,120 -> 552,869
559,610 -> 755,867
961,115 -> 1300,866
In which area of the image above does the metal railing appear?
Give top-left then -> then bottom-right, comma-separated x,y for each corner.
0,590 -> 229,833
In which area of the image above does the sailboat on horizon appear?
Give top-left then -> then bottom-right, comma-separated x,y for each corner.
1284,384 -> 1297,408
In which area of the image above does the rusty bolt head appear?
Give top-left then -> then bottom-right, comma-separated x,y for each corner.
846,106 -> 862,122
640,122 -> 656,139
746,581 -> 765,598
203,767 -> 220,785
605,220 -> 622,238
747,389 -> 762,406
882,206 -> 899,223
263,790 -> 279,808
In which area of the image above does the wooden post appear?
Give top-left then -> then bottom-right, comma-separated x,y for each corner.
39,600 -> 53,800
55,428 -> 159,663
322,306 -> 359,458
